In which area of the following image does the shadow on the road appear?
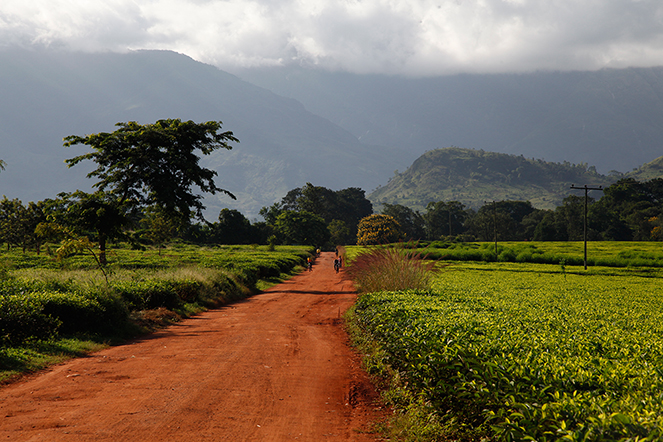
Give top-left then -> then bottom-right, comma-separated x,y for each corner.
272,289 -> 356,295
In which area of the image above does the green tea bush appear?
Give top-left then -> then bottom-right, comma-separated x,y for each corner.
40,291 -> 128,335
208,271 -> 246,304
416,241 -> 663,268
498,247 -> 517,262
39,292 -> 106,334
112,280 -> 181,310
1,290 -> 130,343
0,295 -> 61,345
169,279 -> 202,302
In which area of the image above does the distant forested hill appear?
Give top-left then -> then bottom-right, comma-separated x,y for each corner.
368,147 -> 622,211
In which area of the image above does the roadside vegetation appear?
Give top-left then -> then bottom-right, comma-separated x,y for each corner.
0,244 -> 311,383
345,245 -> 440,292
345,244 -> 663,441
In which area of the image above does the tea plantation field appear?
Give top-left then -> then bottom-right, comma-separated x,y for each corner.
349,246 -> 663,441
419,240 -> 663,268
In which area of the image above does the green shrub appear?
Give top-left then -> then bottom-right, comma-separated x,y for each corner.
0,245 -> 311,349
39,292 -> 105,335
350,263 -> 663,441
498,248 -> 517,262
112,280 -> 181,310
39,291 -> 128,335
169,279 -> 202,302
0,295 -> 61,345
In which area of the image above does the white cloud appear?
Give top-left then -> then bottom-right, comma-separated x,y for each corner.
1,0 -> 663,75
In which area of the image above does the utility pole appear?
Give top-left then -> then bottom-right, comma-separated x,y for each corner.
493,202 -> 498,259
570,184 -> 603,270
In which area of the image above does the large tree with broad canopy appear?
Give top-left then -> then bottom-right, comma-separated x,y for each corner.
63,119 -> 238,226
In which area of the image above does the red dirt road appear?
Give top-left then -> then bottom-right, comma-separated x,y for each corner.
0,252 -> 388,441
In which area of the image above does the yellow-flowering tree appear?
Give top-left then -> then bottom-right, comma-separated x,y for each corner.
650,216 -> 662,240
356,214 -> 402,245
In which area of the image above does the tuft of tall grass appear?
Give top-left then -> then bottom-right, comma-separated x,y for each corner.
347,245 -> 441,293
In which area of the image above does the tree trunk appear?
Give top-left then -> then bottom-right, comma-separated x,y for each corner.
99,233 -> 107,266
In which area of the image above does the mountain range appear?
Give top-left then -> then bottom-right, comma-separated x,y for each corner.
1,48 -> 663,220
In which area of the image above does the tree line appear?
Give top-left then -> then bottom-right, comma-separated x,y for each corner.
381,177 -> 663,243
7,175 -> 660,257
183,182 -> 374,248
0,119 -> 241,263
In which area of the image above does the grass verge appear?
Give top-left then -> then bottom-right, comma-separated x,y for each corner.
345,305 -> 451,442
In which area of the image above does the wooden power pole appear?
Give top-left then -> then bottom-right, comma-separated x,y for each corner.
570,184 -> 603,270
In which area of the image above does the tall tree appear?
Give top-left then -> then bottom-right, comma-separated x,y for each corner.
424,201 -> 468,240
215,208 -> 255,244
141,206 -> 178,254
274,211 -> 330,246
556,195 -> 587,241
334,187 -> 373,240
382,203 -> 425,241
298,184 -> 337,220
0,197 -> 45,252
260,183 -> 372,245
64,119 -> 238,226
590,178 -> 663,240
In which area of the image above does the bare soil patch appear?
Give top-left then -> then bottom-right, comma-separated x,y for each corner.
0,252 -> 389,441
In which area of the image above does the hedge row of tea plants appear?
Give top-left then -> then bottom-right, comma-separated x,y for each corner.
350,262 -> 663,441
416,241 -> 663,268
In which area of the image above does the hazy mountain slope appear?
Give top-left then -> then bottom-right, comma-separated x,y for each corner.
233,66 -> 663,175
368,147 -> 616,211
0,49 -> 409,219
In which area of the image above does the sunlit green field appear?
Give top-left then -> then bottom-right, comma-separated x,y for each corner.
350,253 -> 663,440
1,243 -> 310,271
348,240 -> 663,269
377,241 -> 663,268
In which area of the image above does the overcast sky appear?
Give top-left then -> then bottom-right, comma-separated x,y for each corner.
1,0 -> 663,76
